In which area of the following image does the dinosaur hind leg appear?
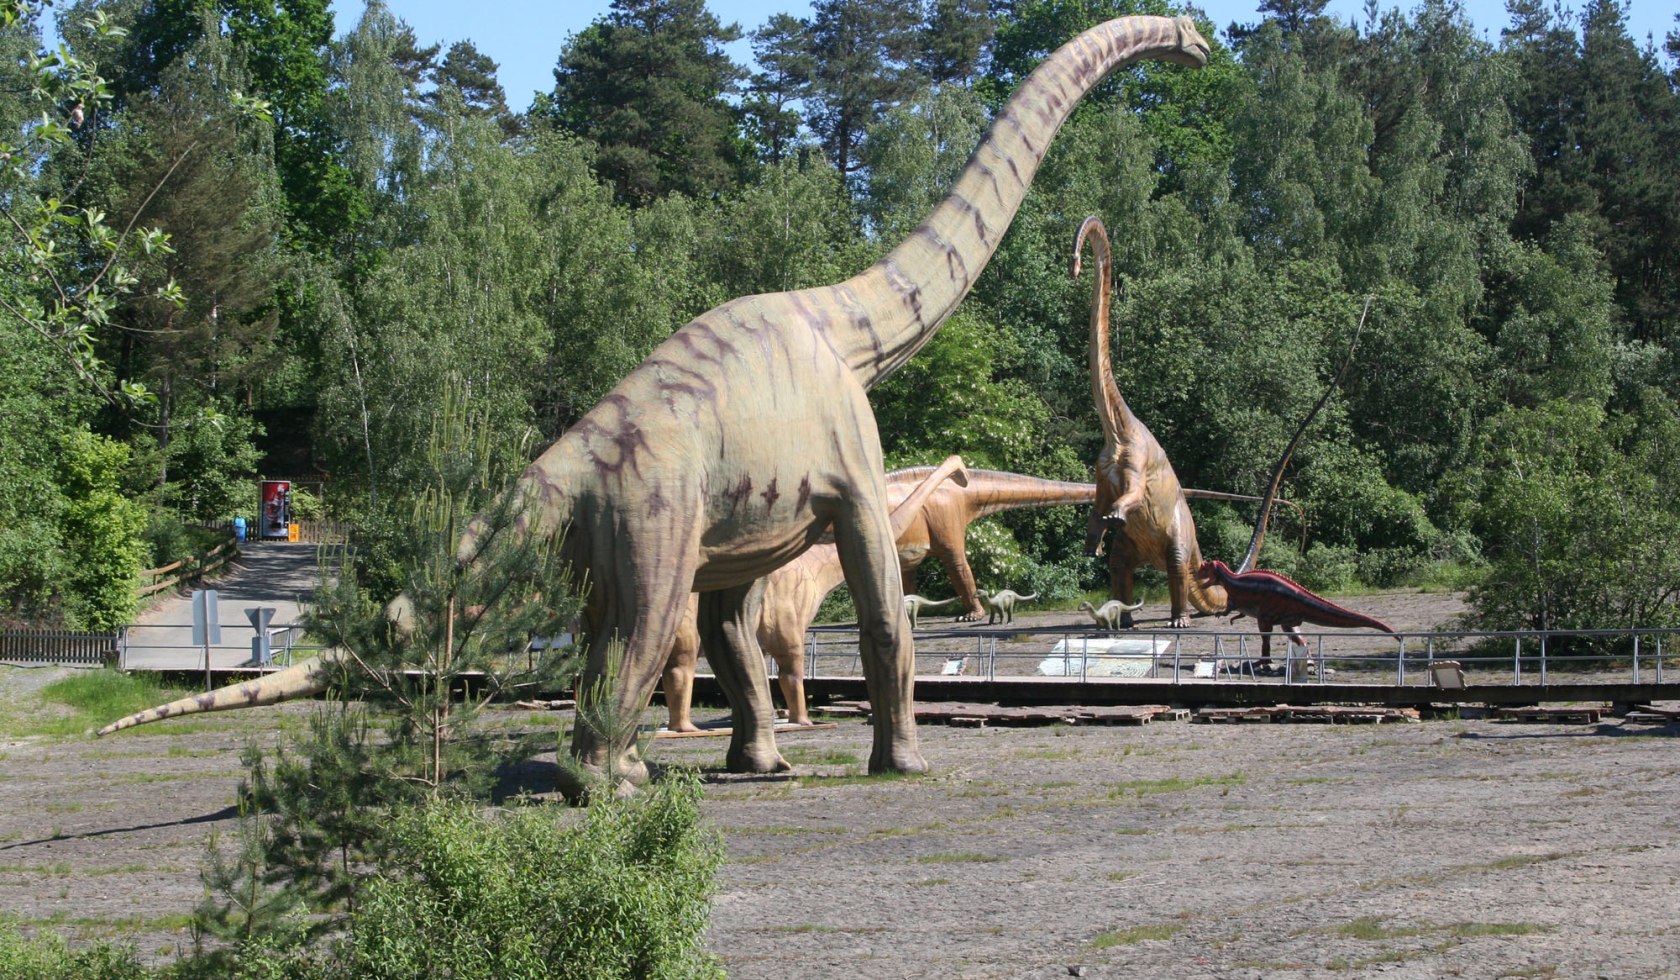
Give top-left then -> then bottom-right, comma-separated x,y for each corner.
698,580 -> 790,774
835,496 -> 928,775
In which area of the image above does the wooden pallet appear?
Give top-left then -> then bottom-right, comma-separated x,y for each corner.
840,701 -> 1185,728
1194,704 -> 1420,725
1493,705 -> 1605,724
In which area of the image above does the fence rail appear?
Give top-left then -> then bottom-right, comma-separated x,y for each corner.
794,623 -> 1678,690
137,538 -> 239,598
0,628 -> 122,667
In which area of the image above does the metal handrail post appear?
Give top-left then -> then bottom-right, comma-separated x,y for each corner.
1632,633 -> 1640,685
1514,636 -> 1522,685
1540,632 -> 1548,686
1081,632 -> 1089,683
1171,633 -> 1180,682
1657,634 -> 1664,684
1396,635 -> 1405,687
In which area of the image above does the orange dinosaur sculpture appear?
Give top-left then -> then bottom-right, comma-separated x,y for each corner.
659,457 -> 967,731
1073,215 -> 1228,628
887,467 -> 1095,621
101,18 -> 1212,789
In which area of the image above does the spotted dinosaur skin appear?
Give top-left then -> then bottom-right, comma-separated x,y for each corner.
659,456 -> 967,732
1075,215 -> 1228,629
1195,559 -> 1393,664
100,17 -> 1211,788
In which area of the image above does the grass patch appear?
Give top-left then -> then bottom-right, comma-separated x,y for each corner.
778,745 -> 862,766
1110,772 -> 1247,798
914,852 -> 1006,864
0,670 -> 194,739
1446,922 -> 1549,938
1089,923 -> 1183,947
1335,917 -> 1428,940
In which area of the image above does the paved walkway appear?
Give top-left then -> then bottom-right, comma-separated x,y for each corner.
124,543 -> 322,671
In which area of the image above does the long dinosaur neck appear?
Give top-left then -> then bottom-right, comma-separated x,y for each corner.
965,471 -> 1096,519
1074,214 -> 1133,447
834,15 -> 1206,388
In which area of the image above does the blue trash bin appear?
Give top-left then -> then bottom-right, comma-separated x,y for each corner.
233,516 -> 247,543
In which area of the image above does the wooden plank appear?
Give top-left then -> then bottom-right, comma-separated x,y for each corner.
653,721 -> 838,739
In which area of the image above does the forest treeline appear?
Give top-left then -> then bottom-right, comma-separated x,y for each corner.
2,0 -> 1677,633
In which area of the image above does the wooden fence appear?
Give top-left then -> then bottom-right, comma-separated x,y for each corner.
137,538 -> 239,598
0,628 -> 121,666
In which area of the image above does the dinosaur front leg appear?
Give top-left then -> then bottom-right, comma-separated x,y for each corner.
932,539 -> 985,622
835,500 -> 928,775
658,596 -> 703,733
698,580 -> 790,774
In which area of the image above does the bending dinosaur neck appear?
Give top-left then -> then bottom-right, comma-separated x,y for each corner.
1074,214 -> 1134,446
814,455 -> 967,595
1235,297 -> 1371,573
835,15 -> 1208,388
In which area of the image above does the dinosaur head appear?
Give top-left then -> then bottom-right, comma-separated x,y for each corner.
1162,16 -> 1211,68
1077,601 -> 1094,613
1194,560 -> 1232,588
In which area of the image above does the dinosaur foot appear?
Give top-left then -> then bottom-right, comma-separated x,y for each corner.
1165,616 -> 1191,628
956,612 -> 982,623
868,746 -> 930,775
725,744 -> 792,774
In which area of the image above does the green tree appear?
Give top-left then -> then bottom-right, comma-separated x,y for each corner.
54,429 -> 148,630
1447,398 -> 1680,631
740,12 -> 813,164
804,0 -> 924,179
546,0 -> 746,203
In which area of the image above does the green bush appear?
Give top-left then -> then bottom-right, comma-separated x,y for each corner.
0,918 -> 145,980
337,773 -> 723,980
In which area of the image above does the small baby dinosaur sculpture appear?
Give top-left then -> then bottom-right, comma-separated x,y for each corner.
977,589 -> 1038,625
1077,598 -> 1145,631
902,594 -> 959,629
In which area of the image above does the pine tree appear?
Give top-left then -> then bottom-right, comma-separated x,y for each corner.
804,0 -> 924,179
547,0 -> 746,203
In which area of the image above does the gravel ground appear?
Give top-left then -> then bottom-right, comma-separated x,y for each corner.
2,589 -> 1677,978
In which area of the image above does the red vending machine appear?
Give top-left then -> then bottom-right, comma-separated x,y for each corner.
259,480 -> 291,540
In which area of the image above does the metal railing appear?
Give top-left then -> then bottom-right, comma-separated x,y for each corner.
791,623 -> 1677,689
118,622 -> 313,671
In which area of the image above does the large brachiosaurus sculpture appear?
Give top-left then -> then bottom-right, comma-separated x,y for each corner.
659,456 -> 967,732
102,17 -> 1212,787
1074,215 -> 1226,629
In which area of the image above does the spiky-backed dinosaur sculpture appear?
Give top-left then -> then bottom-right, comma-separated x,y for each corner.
101,17 -> 1212,786
978,589 -> 1037,624
1077,598 -> 1144,631
903,594 -> 959,629
1195,298 -> 1379,668
1195,561 -> 1393,666
660,457 -> 967,731
1073,215 -> 1225,629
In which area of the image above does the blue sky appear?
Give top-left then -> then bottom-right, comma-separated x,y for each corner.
333,1 -> 1676,113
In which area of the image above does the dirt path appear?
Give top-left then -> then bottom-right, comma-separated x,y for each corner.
3,586 -> 1677,978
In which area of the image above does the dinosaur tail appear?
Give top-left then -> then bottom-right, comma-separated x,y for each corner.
1235,297 -> 1371,573
96,655 -> 338,736
1019,593 -> 1040,603
836,16 -> 1208,387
